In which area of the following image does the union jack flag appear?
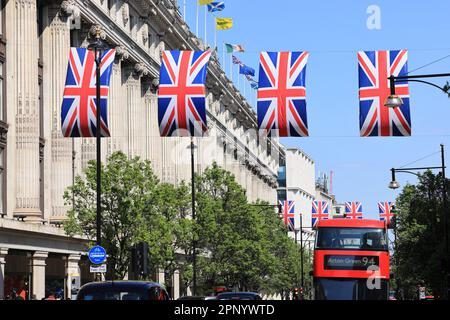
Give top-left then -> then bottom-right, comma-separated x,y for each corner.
257,51 -> 309,137
312,201 -> 329,226
345,202 -> 363,219
378,201 -> 395,226
158,51 -> 211,137
232,55 -> 242,65
61,48 -> 116,137
279,200 -> 295,231
358,50 -> 411,137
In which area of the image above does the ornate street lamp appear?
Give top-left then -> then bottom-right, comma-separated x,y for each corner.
388,144 -> 448,298
87,29 -> 109,247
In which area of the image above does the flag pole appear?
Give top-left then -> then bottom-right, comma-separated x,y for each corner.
196,3 -> 199,37
230,53 -> 233,81
214,30 -> 217,52
237,72 -> 240,90
222,43 -> 225,71
204,5 -> 207,46
244,79 -> 246,97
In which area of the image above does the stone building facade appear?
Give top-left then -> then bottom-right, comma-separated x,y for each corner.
0,0 -> 283,299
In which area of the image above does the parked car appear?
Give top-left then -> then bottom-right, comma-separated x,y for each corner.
216,292 -> 262,300
178,296 -> 206,300
76,281 -> 170,300
178,296 -> 217,300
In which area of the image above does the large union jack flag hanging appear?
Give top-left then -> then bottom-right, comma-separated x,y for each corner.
345,202 -> 363,219
378,201 -> 395,226
358,50 -> 411,136
279,200 -> 295,231
61,48 -> 116,137
158,50 -> 211,137
312,201 -> 329,226
257,51 -> 309,137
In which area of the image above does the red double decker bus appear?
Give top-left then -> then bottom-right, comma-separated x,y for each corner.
313,219 -> 390,300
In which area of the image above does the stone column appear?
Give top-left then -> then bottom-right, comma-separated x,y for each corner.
65,254 -> 81,299
106,61 -> 122,156
123,64 -> 141,158
31,251 -> 48,300
0,248 -> 8,300
171,270 -> 180,300
9,0 -> 41,221
144,87 -> 163,178
42,2 -> 72,223
155,268 -> 165,285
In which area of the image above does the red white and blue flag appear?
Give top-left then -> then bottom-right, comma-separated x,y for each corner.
257,51 -> 309,137
378,201 -> 395,225
358,50 -> 411,136
345,202 -> 363,219
279,200 -> 295,231
158,50 -> 211,137
61,47 -> 115,137
312,201 -> 329,226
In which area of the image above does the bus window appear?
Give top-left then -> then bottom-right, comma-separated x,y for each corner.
316,228 -> 388,251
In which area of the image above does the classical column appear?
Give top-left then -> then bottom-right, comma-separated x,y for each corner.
106,61 -> 122,156
123,64 -> 141,158
9,0 -> 41,220
155,268 -> 165,285
0,248 -> 8,300
134,63 -> 150,160
42,2 -> 72,223
31,251 -> 48,300
172,270 -> 180,300
143,84 -> 163,178
65,254 -> 81,299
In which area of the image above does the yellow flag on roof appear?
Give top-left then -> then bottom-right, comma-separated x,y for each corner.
198,0 -> 213,5
215,18 -> 233,30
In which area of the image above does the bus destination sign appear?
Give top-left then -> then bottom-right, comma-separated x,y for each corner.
324,255 -> 379,270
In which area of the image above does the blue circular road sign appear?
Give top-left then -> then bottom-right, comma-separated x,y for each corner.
88,246 -> 107,265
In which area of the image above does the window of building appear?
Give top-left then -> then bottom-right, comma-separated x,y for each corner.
277,189 -> 287,202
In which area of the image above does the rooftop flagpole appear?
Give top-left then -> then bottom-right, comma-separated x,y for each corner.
196,2 -> 199,37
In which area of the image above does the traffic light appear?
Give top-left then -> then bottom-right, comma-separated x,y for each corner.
131,241 -> 149,277
293,287 -> 299,300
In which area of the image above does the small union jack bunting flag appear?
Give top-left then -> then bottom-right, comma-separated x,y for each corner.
358,50 -> 411,136
378,202 -> 395,226
61,47 -> 116,137
158,51 -> 211,137
257,51 -> 309,137
312,201 -> 329,226
279,200 -> 295,231
345,202 -> 363,219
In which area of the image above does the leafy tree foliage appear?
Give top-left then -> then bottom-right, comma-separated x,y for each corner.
64,155 -> 310,296
394,170 -> 450,299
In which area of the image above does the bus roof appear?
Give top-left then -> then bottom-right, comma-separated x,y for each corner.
316,219 -> 386,229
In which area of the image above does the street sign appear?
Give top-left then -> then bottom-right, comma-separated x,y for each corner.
419,286 -> 426,300
88,245 -> 107,265
90,264 -> 107,273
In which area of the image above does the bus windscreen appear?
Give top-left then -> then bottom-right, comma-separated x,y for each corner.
316,227 -> 388,251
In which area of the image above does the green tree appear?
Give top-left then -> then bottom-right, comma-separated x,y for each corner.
64,151 -> 168,280
194,162 -> 309,296
394,170 -> 450,299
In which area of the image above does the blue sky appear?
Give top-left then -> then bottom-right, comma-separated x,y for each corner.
183,0 -> 450,219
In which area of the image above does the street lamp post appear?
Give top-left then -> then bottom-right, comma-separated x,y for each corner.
385,73 -> 450,108
87,30 -> 109,247
388,144 -> 449,298
189,137 -> 198,296
294,222 -> 304,300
